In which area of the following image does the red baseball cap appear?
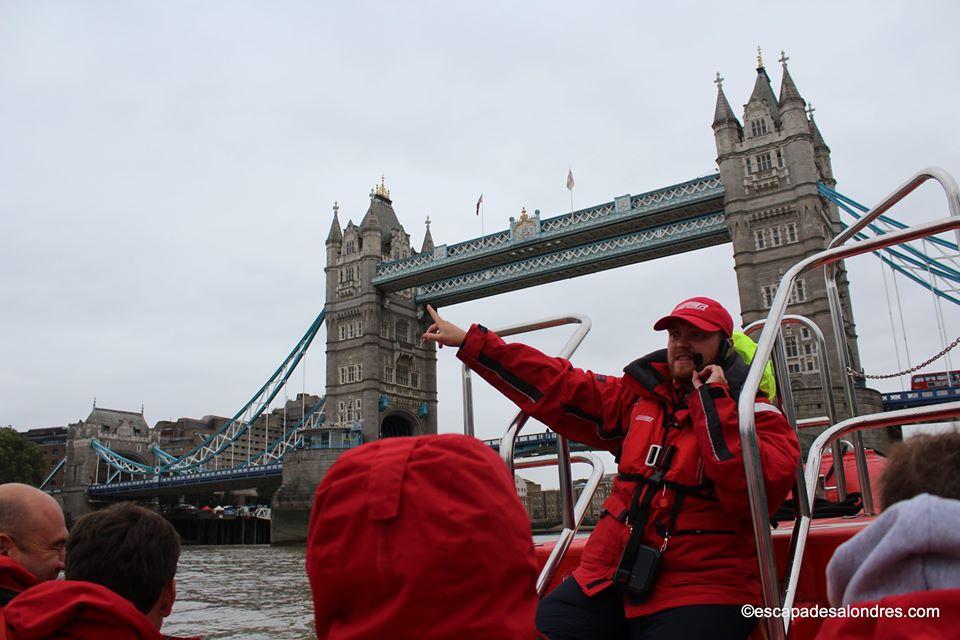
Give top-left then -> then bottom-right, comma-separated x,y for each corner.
653,296 -> 734,337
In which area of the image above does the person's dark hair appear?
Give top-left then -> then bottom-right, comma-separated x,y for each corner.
880,432 -> 960,509
65,502 -> 180,613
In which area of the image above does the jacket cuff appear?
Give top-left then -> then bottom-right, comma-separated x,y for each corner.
456,323 -> 489,363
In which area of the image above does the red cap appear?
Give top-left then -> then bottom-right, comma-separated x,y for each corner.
653,296 -> 734,337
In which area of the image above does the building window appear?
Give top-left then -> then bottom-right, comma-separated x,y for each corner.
380,320 -> 390,339
785,336 -> 799,358
396,366 -> 409,387
754,229 -> 766,250
769,226 -> 783,247
800,327 -> 811,341
790,279 -> 807,304
384,365 -> 394,383
801,355 -> 820,373
757,152 -> 772,171
750,119 -> 768,137
776,149 -> 784,167
337,401 -> 346,423
411,371 -> 420,388
788,362 -> 801,374
345,241 -> 356,254
395,320 -> 409,344
786,222 -> 798,244
746,157 -> 753,174
761,284 -> 777,308
338,364 -> 362,384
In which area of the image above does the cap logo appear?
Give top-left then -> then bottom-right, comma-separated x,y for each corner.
675,301 -> 709,312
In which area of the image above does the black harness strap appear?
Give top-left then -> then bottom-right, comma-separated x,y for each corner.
617,472 -> 717,502
614,446 -> 677,585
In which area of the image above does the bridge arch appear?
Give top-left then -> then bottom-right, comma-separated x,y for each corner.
379,410 -> 417,438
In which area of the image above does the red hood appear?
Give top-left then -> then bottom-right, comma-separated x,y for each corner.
306,434 -> 539,639
815,589 -> 960,639
0,580 -> 199,640
0,556 -> 39,602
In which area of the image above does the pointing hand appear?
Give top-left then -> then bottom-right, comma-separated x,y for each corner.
421,305 -> 467,349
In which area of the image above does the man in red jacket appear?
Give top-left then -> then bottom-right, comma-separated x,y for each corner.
0,483 -> 68,606
424,297 -> 800,640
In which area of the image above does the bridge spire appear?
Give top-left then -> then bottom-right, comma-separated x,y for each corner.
778,50 -> 805,109
747,49 -> 781,129
421,216 -> 434,253
326,201 -> 343,245
712,71 -> 740,133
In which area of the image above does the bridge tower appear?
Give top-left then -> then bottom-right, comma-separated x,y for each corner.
60,405 -> 154,521
713,51 -> 890,450
323,178 -> 438,444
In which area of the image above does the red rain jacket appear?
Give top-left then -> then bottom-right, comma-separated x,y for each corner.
306,433 -> 540,639
0,579 -> 200,640
458,324 -> 799,618
0,557 -> 38,608
815,589 -> 960,639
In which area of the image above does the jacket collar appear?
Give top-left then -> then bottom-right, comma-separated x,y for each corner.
622,346 -> 750,401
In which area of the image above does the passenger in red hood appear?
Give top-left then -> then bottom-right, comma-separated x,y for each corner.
0,580 -> 200,640
306,433 -> 540,639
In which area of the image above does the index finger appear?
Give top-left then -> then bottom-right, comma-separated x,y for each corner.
426,305 -> 441,322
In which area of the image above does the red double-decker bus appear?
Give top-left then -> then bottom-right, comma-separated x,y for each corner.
910,370 -> 960,390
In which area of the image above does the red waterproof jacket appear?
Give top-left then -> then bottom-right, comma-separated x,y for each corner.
0,557 -> 38,608
458,324 -> 799,618
0,580 -> 200,640
306,433 -> 540,639
815,589 -> 960,639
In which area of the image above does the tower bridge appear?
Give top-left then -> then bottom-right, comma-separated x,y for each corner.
51,54 -> 960,542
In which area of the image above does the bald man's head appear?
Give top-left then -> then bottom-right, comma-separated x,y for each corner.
0,483 -> 68,581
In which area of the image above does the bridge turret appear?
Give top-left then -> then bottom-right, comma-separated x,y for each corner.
808,105 -> 835,185
777,52 -> 807,137
420,217 -> 434,254
744,47 -> 782,133
712,72 -> 742,157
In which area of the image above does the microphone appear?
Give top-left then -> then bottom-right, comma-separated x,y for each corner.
693,353 -> 704,369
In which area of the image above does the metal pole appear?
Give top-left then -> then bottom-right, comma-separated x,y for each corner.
826,265 -> 875,514
462,363 -> 475,437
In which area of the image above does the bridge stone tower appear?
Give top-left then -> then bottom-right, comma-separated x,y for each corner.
60,405 -> 155,522
324,178 -> 438,444
712,51 -> 888,450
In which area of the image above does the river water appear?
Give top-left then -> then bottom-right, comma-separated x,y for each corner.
164,545 -> 314,640
164,535 -> 568,639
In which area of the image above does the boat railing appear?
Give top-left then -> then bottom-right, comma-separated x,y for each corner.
739,166 -> 960,640
783,402 -> 960,628
744,315 -> 846,502
516,452 -> 605,595
462,314 -> 591,533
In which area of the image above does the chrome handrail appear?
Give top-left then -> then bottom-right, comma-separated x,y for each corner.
744,315 -> 846,501
461,314 -> 592,531
824,167 -> 960,517
780,401 -> 960,631
740,175 -> 960,639
516,452 -> 604,596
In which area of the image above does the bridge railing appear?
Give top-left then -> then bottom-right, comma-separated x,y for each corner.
740,166 -> 960,640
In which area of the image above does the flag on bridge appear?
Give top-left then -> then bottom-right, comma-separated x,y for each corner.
566,169 -> 575,191
476,194 -> 483,215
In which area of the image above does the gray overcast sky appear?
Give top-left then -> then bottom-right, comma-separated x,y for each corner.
3,2 -> 959,476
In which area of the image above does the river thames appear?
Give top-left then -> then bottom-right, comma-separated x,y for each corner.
165,546 -> 314,640
163,535 -> 567,638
